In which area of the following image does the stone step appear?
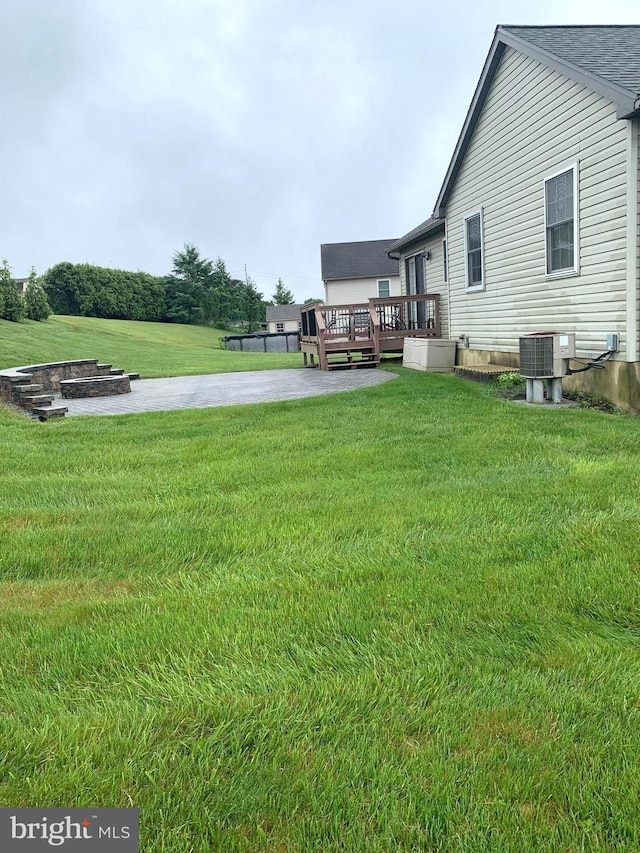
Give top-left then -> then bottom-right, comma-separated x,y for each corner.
8,375 -> 33,385
33,405 -> 68,420
96,364 -> 112,376
127,372 -> 140,381
13,383 -> 44,397
21,394 -> 55,409
110,368 -> 125,376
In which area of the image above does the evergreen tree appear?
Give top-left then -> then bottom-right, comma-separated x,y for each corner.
241,276 -> 266,330
0,259 -> 25,322
272,278 -> 294,305
24,267 -> 52,321
207,257 -> 235,324
165,244 -> 212,325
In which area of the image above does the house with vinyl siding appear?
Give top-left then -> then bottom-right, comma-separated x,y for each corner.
321,239 -> 401,306
390,25 -> 640,412
265,303 -> 304,334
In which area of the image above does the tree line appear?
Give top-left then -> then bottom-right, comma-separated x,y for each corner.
0,244 -> 298,327
0,261 -> 51,322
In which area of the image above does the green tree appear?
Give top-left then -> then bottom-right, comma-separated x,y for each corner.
304,297 -> 324,304
165,244 -> 213,325
272,278 -> 294,305
0,259 -> 25,322
241,276 -> 266,331
43,262 -> 166,320
207,257 -> 235,324
24,267 -> 51,321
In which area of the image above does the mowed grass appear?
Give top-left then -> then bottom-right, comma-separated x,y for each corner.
0,315 -> 300,377
0,319 -> 639,851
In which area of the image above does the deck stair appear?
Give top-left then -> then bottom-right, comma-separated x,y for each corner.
300,295 -> 442,371
454,363 -> 515,383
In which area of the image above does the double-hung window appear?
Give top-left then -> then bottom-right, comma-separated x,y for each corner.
377,279 -> 390,297
464,209 -> 484,291
545,164 -> 578,275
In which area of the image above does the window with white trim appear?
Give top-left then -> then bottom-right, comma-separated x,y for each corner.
464,209 -> 484,290
545,165 -> 578,275
377,279 -> 390,297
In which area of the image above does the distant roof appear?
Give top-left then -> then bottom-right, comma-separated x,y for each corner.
387,218 -> 445,254
321,239 -> 400,281
266,304 -> 304,321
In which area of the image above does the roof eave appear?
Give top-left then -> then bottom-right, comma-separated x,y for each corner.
499,27 -> 638,118
434,25 -> 639,212
387,218 -> 445,254
434,28 -> 506,213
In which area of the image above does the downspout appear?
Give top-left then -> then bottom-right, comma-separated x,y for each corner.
626,118 -> 639,363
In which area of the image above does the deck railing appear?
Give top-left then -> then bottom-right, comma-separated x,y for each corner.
300,294 -> 441,367
369,294 -> 440,344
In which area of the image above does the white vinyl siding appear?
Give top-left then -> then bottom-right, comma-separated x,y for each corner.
267,320 -> 300,333
464,209 -> 484,290
324,276 -> 400,305
399,232 -> 449,337
445,46 -> 629,358
545,164 -> 578,275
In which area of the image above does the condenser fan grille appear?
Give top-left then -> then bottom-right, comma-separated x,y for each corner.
519,336 -> 554,378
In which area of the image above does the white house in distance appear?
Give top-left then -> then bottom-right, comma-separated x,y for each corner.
265,304 -> 304,333
321,239 -> 400,305
389,25 -> 640,413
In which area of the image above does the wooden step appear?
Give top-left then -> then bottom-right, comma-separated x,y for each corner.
33,405 -> 68,420
454,364 -> 514,383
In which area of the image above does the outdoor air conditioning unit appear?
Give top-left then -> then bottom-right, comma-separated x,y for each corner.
519,332 -> 575,379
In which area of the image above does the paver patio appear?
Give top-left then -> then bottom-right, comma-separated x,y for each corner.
59,368 -> 397,416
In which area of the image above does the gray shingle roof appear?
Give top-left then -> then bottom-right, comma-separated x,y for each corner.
265,304 -> 304,322
387,218 -> 445,254
433,24 -> 640,216
321,240 -> 400,281
502,25 -> 640,97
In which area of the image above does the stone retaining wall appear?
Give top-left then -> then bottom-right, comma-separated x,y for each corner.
0,359 -> 105,399
60,375 -> 131,398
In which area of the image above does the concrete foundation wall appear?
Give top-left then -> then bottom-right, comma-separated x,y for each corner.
456,347 -> 640,412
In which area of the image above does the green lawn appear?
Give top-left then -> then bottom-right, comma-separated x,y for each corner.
0,315 -> 300,377
0,318 -> 639,851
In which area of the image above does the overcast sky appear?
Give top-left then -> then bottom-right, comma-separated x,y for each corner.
1,0 -> 638,302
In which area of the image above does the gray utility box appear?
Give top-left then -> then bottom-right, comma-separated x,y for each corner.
519,333 -> 576,379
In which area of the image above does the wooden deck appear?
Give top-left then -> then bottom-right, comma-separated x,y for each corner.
300,295 -> 441,370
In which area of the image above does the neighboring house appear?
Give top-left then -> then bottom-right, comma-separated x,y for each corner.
15,278 -> 27,294
321,239 -> 400,305
265,304 -> 304,334
390,25 -> 640,412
